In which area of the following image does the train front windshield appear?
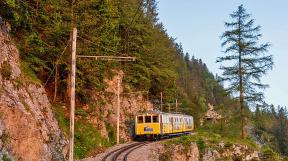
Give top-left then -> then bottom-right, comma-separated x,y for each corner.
137,115 -> 158,123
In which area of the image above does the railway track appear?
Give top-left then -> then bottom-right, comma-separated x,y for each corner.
101,142 -> 147,161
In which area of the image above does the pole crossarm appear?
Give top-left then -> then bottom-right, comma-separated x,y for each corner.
164,102 -> 182,105
77,55 -> 136,62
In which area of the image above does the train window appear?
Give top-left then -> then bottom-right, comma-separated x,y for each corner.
145,116 -> 151,123
153,116 -> 159,123
138,116 -> 143,123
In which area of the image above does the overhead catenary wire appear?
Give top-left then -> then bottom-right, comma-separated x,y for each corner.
121,91 -> 148,95
77,35 -> 118,53
129,0 -> 144,26
126,0 -> 146,55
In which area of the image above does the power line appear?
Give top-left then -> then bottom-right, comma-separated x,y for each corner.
44,39 -> 70,87
76,55 -> 135,61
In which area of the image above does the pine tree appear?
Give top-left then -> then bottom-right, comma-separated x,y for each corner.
275,107 -> 288,155
217,5 -> 273,138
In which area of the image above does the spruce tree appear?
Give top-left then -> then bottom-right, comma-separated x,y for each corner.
217,5 -> 273,138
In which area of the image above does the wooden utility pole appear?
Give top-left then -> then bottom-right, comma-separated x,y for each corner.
69,27 -> 77,161
176,99 -> 178,113
160,92 -> 163,111
117,78 -> 121,144
67,28 -> 135,158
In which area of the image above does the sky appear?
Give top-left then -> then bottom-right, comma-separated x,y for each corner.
157,0 -> 288,107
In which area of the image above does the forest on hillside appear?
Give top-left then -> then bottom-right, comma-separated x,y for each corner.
1,0 -> 287,159
0,0 -> 229,125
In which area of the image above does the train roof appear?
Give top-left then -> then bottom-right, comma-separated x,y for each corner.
137,110 -> 193,118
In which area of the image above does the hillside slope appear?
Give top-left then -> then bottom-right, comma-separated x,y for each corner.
0,30 -> 66,160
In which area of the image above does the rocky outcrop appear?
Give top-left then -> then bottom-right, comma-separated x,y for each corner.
87,71 -> 153,141
161,142 -> 200,161
200,104 -> 222,125
202,142 -> 260,161
0,30 -> 66,160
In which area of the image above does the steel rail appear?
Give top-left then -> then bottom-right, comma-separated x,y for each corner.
110,142 -> 145,161
123,143 -> 147,161
101,142 -> 143,161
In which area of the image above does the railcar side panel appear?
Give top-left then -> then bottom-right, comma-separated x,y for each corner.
135,112 -> 194,139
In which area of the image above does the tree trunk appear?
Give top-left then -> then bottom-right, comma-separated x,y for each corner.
238,19 -> 245,139
239,48 -> 245,139
66,72 -> 71,101
53,63 -> 58,102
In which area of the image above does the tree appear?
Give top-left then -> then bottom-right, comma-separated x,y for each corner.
275,107 -> 288,155
217,5 -> 273,138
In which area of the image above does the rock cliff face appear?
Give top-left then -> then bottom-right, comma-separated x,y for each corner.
160,142 -> 260,161
0,30 -> 66,160
160,142 -> 200,161
87,71 -> 153,141
202,143 -> 260,161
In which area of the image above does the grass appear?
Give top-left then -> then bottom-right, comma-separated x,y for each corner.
75,108 -> 88,117
20,60 -> 41,84
105,122 -> 116,144
74,121 -> 112,159
52,103 -> 115,159
2,154 -> 11,161
1,133 -> 10,146
51,104 -> 70,136
164,130 -> 259,159
261,145 -> 283,161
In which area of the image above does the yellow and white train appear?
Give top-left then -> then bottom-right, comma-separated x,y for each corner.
134,111 -> 193,139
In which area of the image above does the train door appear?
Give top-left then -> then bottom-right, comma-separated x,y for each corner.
160,114 -> 163,134
169,117 -> 173,133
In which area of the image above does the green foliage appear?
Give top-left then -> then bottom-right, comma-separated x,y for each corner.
261,146 -> 282,161
20,60 -> 41,84
217,5 -> 273,103
74,121 -> 108,159
1,0 -> 250,158
52,103 -> 113,159
1,0 -> 231,111
1,61 -> 12,80
75,108 -> 88,117
196,138 -> 206,152
52,104 -> 69,135
1,132 -> 9,146
105,122 -> 116,144
2,154 -> 11,161
217,4 -> 273,139
253,105 -> 288,157
165,131 -> 258,160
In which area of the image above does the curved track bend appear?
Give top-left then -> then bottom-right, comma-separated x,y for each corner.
101,142 -> 148,161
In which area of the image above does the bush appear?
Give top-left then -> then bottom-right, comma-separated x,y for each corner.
1,61 -> 12,80
196,138 -> 206,152
261,146 -> 282,161
2,154 -> 11,161
52,104 -> 114,159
